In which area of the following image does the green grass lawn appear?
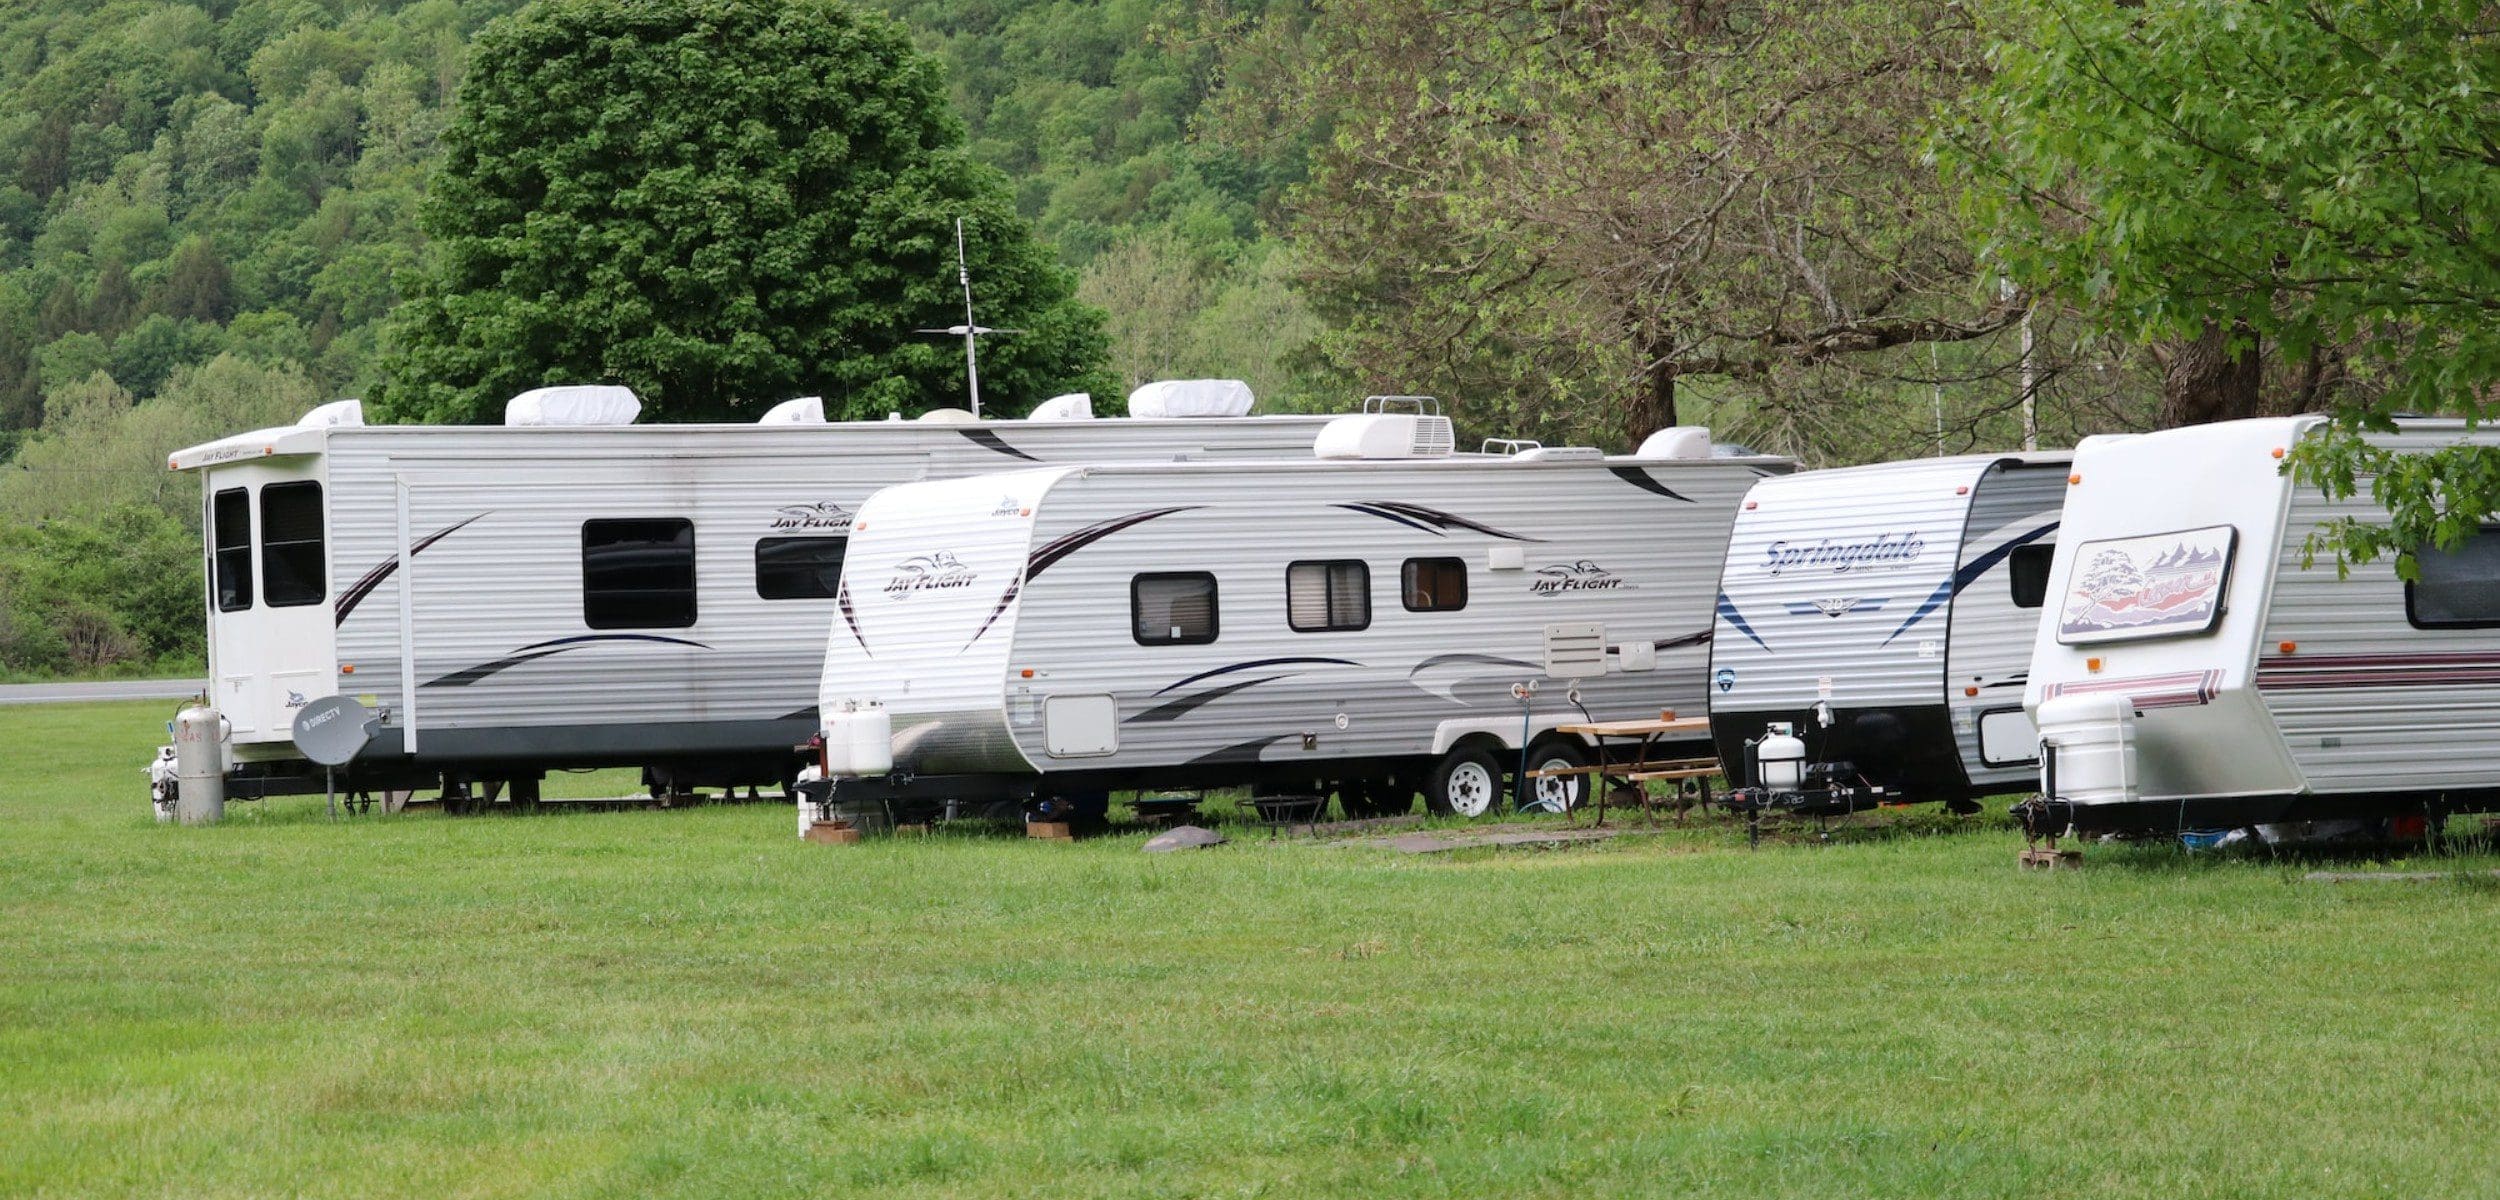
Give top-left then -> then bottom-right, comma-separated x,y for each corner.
6,700 -> 2499,1197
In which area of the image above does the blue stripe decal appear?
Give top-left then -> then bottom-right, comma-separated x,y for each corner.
1880,520 -> 2059,646
1716,592 -> 1770,653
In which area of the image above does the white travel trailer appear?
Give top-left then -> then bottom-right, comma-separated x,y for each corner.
811,414 -> 1789,821
1707,453 -> 2069,812
166,386 -> 1338,806
2022,417 -> 2500,835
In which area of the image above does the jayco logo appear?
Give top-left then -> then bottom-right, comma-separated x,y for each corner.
1763,533 -> 1924,576
990,496 -> 1023,517
1529,560 -> 1629,595
884,552 -> 978,597
284,691 -> 308,709
771,502 -> 852,532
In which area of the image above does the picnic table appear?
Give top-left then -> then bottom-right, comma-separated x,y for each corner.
1537,715 -> 1718,826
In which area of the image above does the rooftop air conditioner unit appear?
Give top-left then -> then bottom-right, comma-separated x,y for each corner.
1314,413 -> 1457,460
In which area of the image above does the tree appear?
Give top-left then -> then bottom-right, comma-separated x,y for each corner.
1945,0 -> 2500,567
1217,0 -> 2049,453
379,0 -> 1113,423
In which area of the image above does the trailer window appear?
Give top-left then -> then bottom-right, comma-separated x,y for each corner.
2008,543 -> 2053,609
755,537 -> 846,600
583,519 -> 697,629
211,487 -> 252,612
259,482 -> 325,607
1133,573 -> 1217,645
1402,557 -> 1467,612
1288,560 -> 1371,632
2406,527 -> 2500,628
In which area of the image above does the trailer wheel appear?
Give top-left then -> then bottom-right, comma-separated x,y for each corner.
1344,776 -> 1416,818
1427,745 -> 1505,819
1522,738 -> 1588,813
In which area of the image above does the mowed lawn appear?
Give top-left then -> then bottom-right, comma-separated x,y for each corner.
5,701 -> 2499,1198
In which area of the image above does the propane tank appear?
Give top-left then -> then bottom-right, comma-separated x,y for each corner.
1757,721 -> 1807,792
847,701 -> 893,776
171,704 -> 229,825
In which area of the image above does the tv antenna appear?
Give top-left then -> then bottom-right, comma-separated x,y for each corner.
916,216 -> 1020,418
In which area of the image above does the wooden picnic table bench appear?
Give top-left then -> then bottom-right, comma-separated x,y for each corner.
1546,716 -> 1720,826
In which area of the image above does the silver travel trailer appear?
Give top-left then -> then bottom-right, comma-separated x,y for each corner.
164,386 -> 1339,806
1707,453 -> 2069,812
811,413 -> 1789,821
2021,417 -> 2500,835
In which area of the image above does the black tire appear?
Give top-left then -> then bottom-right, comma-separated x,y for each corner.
1426,745 -> 1507,819
1353,776 -> 1417,818
1521,738 -> 1589,814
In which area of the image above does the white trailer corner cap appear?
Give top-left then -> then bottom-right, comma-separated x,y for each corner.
1126,379 -> 1253,418
167,425 -> 330,470
504,384 -> 641,426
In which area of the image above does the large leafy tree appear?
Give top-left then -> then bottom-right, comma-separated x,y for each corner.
1948,0 -> 2500,566
378,0 -> 1113,423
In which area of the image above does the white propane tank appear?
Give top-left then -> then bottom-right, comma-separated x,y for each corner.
794,764 -> 825,838
2035,694 -> 2140,808
821,704 -> 857,776
847,701 -> 893,776
171,704 -> 229,825
1757,722 -> 1807,791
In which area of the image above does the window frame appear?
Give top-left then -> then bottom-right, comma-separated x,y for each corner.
258,480 -> 326,608
2007,542 -> 2054,611
211,486 -> 253,612
753,535 -> 847,601
1287,559 -> 1372,633
1131,571 -> 1220,646
2405,524 -> 2500,630
1401,556 -> 1468,613
581,517 -> 699,630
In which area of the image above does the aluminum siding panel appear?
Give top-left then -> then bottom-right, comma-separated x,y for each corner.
1944,463 -> 2067,785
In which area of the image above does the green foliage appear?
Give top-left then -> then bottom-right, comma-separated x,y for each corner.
379,0 -> 1114,423
1947,0 -> 2500,566
0,503 -> 199,672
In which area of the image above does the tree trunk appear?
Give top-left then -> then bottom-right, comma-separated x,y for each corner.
1624,354 -> 1678,446
2157,320 -> 2264,427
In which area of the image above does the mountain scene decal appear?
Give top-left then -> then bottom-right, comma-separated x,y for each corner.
2058,525 -> 2235,643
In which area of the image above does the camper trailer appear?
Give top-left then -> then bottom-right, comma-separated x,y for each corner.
811,412 -> 1788,821
2021,417 -> 2500,835
165,385 -> 1337,807
1707,453 -> 2068,812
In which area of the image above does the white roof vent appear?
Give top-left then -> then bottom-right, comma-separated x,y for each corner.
298,399 -> 364,428
505,385 -> 641,426
915,407 -> 977,424
1634,426 -> 1713,459
1026,392 -> 1094,420
1315,413 -> 1458,460
1127,379 -> 1253,419
758,396 -> 825,424
1514,446 -> 1603,462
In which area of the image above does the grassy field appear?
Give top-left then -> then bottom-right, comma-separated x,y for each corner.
5,699 -> 2499,1198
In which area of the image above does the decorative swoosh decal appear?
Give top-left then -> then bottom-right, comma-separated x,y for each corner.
1331,502 -> 1545,541
1649,629 -> 1715,651
1028,507 -> 1200,580
1184,734 -> 1292,767
963,578 -> 1021,651
423,634 -> 711,688
1154,656 -> 1361,696
838,578 -> 869,657
1129,675 -> 1290,723
1607,467 -> 1693,502
1407,652 -> 1538,702
1716,592 -> 1770,652
334,512 -> 490,625
1881,520 -> 2058,646
956,427 -> 1040,461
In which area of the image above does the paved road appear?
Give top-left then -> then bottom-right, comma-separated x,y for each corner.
0,678 -> 205,706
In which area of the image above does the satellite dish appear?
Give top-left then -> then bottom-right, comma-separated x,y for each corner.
292,695 -> 376,767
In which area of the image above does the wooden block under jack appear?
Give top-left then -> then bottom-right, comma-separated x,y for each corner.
1026,820 -> 1074,842
804,821 -> 862,845
2019,847 -> 2082,870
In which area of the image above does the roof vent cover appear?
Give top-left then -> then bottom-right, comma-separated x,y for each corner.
505,385 -> 641,426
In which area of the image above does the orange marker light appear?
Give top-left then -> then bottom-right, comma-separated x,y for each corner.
340,664 -> 356,674
2068,473 -> 2082,485
1020,668 -> 1034,678
2086,657 -> 2103,673
1963,685 -> 1979,697
2270,447 -> 2286,459
1955,485 -> 1969,496
2278,641 -> 2297,654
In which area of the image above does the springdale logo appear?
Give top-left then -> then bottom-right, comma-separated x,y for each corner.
771,502 -> 852,532
884,552 -> 978,597
1529,560 -> 1629,595
1763,532 -> 1924,576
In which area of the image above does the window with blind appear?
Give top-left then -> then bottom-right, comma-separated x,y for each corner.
755,536 -> 846,600
260,481 -> 325,607
583,518 -> 697,629
212,487 -> 252,612
1401,557 -> 1467,613
1132,572 -> 1218,645
1288,560 -> 1370,632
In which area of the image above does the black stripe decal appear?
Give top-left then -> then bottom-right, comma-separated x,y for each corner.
1156,656 -> 1361,696
423,634 -> 710,688
1334,501 -> 1544,542
1184,734 -> 1291,767
334,512 -> 490,626
1129,675 -> 1289,723
1607,467 -> 1693,502
1332,503 -> 1445,536
1027,507 -> 1199,580
957,427 -> 1040,461
1649,628 -> 1714,651
838,578 -> 869,657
